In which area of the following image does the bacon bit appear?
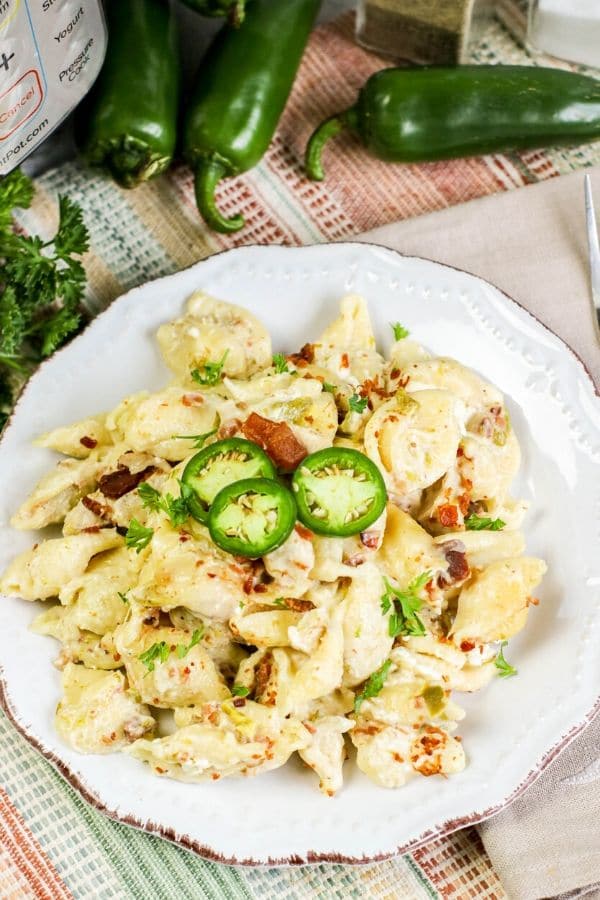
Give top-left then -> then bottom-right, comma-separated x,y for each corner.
254,653 -> 273,698
142,609 -> 161,627
345,553 -> 366,567
288,343 -> 315,366
241,412 -> 307,471
398,374 -> 410,389
181,393 -> 204,407
360,531 -> 380,549
82,525 -> 101,533
295,523 -> 313,541
354,723 -> 381,737
179,533 -> 190,543
218,418 -> 242,439
233,697 -> 246,708
98,465 -> 156,500
389,368 -> 400,380
155,767 -> 167,774
392,752 -> 405,763
82,495 -> 111,518
207,572 -> 216,579
303,721 -> 317,735
253,583 -> 267,594
281,597 -> 316,612
526,596 -> 540,607
445,550 -> 470,583
79,435 -> 97,449
211,773 -> 221,780
456,446 -> 464,457
113,653 -> 121,662
340,352 -> 350,369
360,376 -> 390,400
438,504 -> 459,527
460,640 -> 476,652
243,573 -> 254,594
457,493 -> 471,515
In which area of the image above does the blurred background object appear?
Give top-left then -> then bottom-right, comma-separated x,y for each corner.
527,0 -> 600,68
355,0 -> 494,64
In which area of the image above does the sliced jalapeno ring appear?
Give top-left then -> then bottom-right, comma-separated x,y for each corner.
291,447 -> 387,537
208,478 -> 297,558
181,438 -> 276,523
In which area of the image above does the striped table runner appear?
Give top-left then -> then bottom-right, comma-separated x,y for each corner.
3,5 -> 599,898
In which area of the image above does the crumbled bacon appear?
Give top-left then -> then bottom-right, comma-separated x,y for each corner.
181,393 -> 204,407
280,597 -> 316,612
360,531 -> 380,549
440,539 -> 470,583
241,412 -> 307,471
218,418 -> 242,439
287,343 -> 315,366
82,495 -> 111,518
233,697 -> 246,708
295,523 -> 313,541
438,504 -> 459,527
460,640 -> 476,652
254,653 -> 273,701
79,435 -> 97,449
98,464 -> 156,499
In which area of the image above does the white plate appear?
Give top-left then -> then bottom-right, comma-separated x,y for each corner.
1,242 -> 599,866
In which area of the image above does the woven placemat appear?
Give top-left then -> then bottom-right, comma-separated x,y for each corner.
2,5 -> 598,897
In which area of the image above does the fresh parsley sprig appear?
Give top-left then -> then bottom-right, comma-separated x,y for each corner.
354,659 -> 393,713
494,641 -> 517,678
137,482 -> 189,528
272,353 -> 289,374
0,170 -> 89,430
191,350 -> 228,386
464,514 -> 506,531
125,518 -> 154,553
391,322 -> 410,340
231,684 -> 250,697
381,572 -> 430,638
138,641 -> 169,672
176,627 -> 204,659
171,424 -> 218,449
348,393 -> 368,414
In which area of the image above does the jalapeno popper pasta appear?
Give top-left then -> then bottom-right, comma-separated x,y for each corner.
0,293 -> 546,794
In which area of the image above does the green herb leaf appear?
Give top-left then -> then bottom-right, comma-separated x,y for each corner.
171,425 -> 218,449
117,591 -> 130,605
138,641 -> 169,673
354,660 -> 393,713
348,394 -> 368,414
464,514 -> 506,531
231,684 -> 250,697
137,482 -> 162,511
322,382 -> 336,393
494,641 -> 517,678
176,627 -> 204,659
391,322 -> 410,340
381,573 -> 430,638
0,169 -> 34,232
191,351 -> 228,386
125,518 -> 154,553
273,597 -> 287,608
272,353 -> 289,374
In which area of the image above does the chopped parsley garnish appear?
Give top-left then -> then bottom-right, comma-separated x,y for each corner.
125,518 -> 154,553
391,322 -> 410,340
0,169 -> 89,431
117,591 -> 130,605
348,393 -> 368,414
464,514 -> 506,531
138,641 -> 169,672
137,482 -> 189,528
381,572 -> 430,638
231,684 -> 250,697
176,627 -> 204,659
494,641 -> 517,678
171,425 -> 218,448
273,597 -> 287,607
354,660 -> 393,713
322,382 -> 336,393
272,353 -> 289,374
191,351 -> 228,386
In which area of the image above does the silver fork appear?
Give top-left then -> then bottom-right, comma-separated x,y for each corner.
584,173 -> 600,329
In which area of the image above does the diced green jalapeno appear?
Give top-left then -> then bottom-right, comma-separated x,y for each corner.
291,447 -> 387,537
181,438 -> 276,523
208,478 -> 297,558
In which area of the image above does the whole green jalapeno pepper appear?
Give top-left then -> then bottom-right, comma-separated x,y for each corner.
208,478 -> 297,557
306,66 -> 600,180
183,0 -> 320,233
178,0 -> 246,25
182,438 -> 276,523
75,0 -> 180,189
291,447 -> 387,537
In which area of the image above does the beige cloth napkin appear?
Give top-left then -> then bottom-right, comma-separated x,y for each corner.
355,169 -> 600,900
